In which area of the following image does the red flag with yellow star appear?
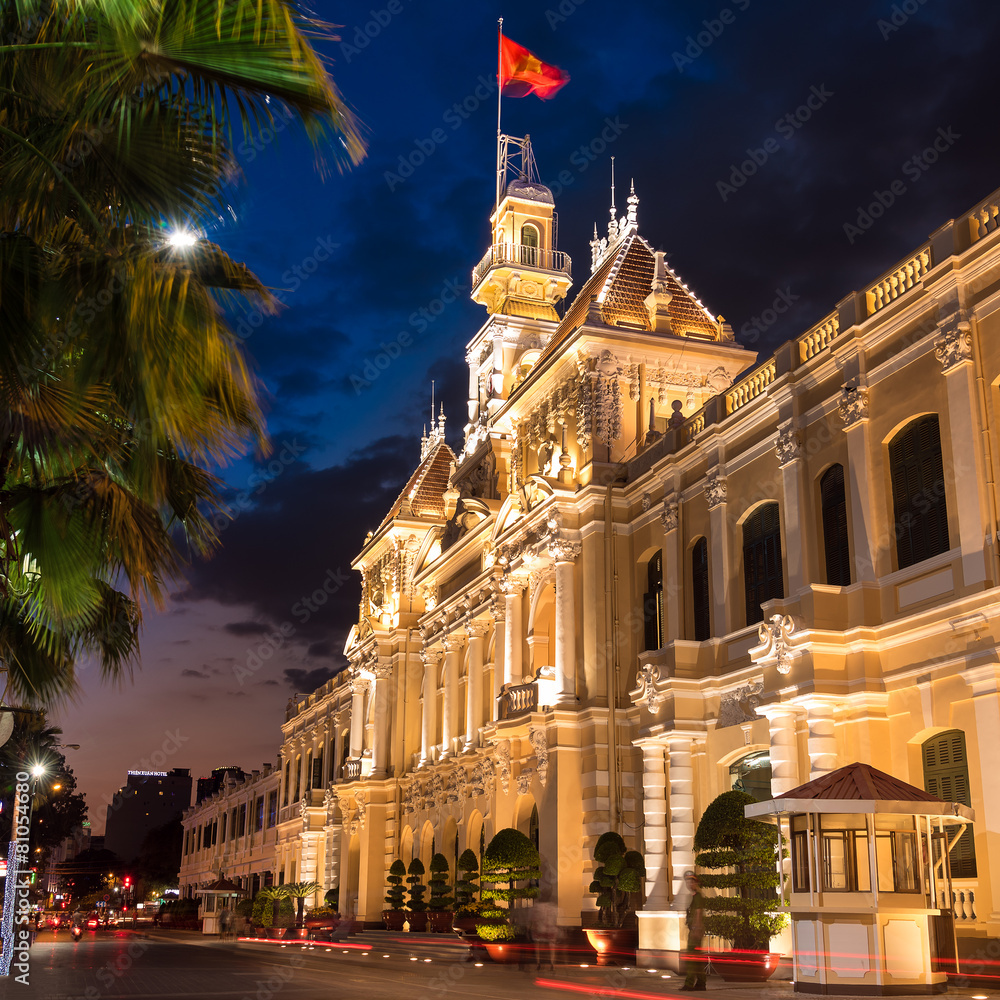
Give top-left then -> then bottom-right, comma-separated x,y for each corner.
499,34 -> 569,100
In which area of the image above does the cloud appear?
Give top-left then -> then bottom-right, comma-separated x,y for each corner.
224,621 -> 273,637
284,666 -> 339,694
306,641 -> 334,658
181,668 -> 209,679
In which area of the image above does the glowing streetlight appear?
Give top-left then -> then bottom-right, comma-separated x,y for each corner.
166,229 -> 198,248
30,764 -> 44,778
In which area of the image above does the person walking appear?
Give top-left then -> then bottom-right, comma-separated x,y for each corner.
531,899 -> 559,971
682,871 -> 707,991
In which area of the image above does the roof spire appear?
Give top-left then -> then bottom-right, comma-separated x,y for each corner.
626,178 -> 639,232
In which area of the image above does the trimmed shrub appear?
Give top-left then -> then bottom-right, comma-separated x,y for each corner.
477,828 -> 541,942
406,858 -> 427,913
427,853 -> 453,911
588,831 -> 646,928
384,859 -> 406,909
454,849 -> 480,913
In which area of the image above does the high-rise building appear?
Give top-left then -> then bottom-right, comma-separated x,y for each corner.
104,767 -> 192,862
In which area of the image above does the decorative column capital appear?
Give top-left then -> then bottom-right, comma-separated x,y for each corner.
661,494 -> 679,533
775,423 -> 803,467
934,318 -> 973,372
499,574 -> 526,597
549,537 -> 581,564
443,632 -> 466,653
372,658 -> 393,680
465,620 -> 490,640
838,386 -> 869,427
420,647 -> 443,668
350,675 -> 369,696
705,474 -> 727,509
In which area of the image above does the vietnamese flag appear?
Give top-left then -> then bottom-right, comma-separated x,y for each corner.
499,34 -> 570,100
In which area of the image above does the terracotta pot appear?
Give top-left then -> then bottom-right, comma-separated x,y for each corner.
406,911 -> 428,933
253,926 -> 267,938
290,927 -> 310,939
271,927 -> 288,939
427,910 -> 454,933
452,914 -> 479,935
709,951 -> 782,982
483,939 -> 531,964
383,910 -> 406,931
585,927 -> 638,966
305,917 -> 338,931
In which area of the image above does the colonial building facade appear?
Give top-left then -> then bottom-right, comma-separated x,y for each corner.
182,144 -> 1000,965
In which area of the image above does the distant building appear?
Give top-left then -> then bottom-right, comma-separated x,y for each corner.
196,766 -> 248,804
104,768 -> 192,862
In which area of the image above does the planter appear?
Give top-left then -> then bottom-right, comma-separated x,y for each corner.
709,951 -> 782,982
585,928 -> 638,966
452,913 -> 479,935
382,910 -> 405,931
406,911 -> 428,933
483,939 -> 531,964
253,926 -> 267,938
427,911 -> 454,933
271,927 -> 288,939
305,917 -> 338,932
289,927 -> 310,939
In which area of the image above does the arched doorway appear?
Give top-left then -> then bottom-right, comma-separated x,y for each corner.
344,834 -> 361,920
730,750 -> 773,801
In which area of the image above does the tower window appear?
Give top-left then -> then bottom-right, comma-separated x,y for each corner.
643,550 -> 663,651
820,464 -> 851,586
692,537 -> 710,641
743,503 -> 783,626
889,415 -> 949,569
520,223 -> 539,265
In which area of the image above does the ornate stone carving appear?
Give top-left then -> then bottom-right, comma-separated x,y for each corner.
528,726 -> 549,786
443,632 -> 466,653
661,494 -> 679,533
549,537 -> 581,564
641,492 -> 652,512
350,674 -> 369,696
372,658 -> 393,680
498,574 -> 526,597
354,790 -> 367,830
717,679 -> 764,728
705,474 -> 727,509
934,317 -> 973,372
637,660 -> 664,712
401,782 -> 417,815
299,795 -> 310,821
495,740 -> 511,795
838,387 -> 869,427
757,614 -> 797,675
516,768 -> 534,796
470,758 -> 493,796
775,424 -> 803,466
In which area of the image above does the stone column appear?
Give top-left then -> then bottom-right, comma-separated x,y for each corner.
762,704 -> 802,796
349,676 -> 367,760
803,699 -> 838,779
489,595 -> 505,720
661,495 -> 681,642
935,320 -> 989,585
464,622 -> 488,751
296,737 -> 308,801
501,576 -> 525,686
330,714 -> 342,782
441,634 -> 465,759
839,388 -> 878,581
965,664 -> 1000,924
667,735 -> 697,899
639,740 -> 670,909
776,423 -> 810,594
551,538 -> 582,706
419,649 -> 442,767
706,474 -> 730,633
371,661 -> 392,778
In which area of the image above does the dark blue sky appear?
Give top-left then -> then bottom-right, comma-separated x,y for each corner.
58,0 -> 1000,827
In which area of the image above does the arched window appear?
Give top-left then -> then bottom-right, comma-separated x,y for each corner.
643,550 -> 663,651
743,502 -> 784,626
293,757 -> 301,801
479,826 -> 486,863
692,537 -> 710,641
521,223 -> 539,265
312,751 -> 323,789
922,730 -> 977,878
730,750 -> 772,802
529,805 -> 539,853
889,415 -> 949,569
341,731 -> 350,770
821,464 -> 851,586
283,762 -> 290,805
220,813 -> 227,842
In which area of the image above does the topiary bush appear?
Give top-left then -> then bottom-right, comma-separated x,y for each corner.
694,790 -> 786,952
454,848 -> 480,914
427,853 -> 453,911
406,857 -> 427,913
588,831 -> 646,928
384,859 -> 406,910
477,828 -> 541,942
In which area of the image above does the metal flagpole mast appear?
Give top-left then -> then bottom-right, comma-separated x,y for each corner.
496,17 -> 503,215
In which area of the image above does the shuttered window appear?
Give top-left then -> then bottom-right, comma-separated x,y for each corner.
692,537 -> 711,641
821,464 -> 851,586
743,503 -> 784,626
643,550 -> 663,651
889,416 -> 949,569
922,730 -> 977,878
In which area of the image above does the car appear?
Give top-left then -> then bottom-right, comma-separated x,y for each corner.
86,916 -> 100,929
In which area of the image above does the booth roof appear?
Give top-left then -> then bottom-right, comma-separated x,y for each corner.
202,877 -> 246,894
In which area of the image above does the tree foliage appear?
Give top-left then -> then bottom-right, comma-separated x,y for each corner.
587,831 -> 646,929
694,790 -> 786,951
405,857 -> 427,913
477,828 -> 541,942
453,848 -> 480,913
427,852 -> 453,912
384,858 -> 406,910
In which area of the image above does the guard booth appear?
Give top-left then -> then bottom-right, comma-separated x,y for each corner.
746,762 -> 973,995
198,877 -> 246,935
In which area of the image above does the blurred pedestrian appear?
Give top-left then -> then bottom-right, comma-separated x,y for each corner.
532,898 -> 558,971
682,871 -> 707,991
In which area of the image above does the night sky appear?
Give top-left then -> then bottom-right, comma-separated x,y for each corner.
55,0 -> 1000,832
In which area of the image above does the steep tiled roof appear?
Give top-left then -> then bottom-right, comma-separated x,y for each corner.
547,233 -> 719,358
375,439 -> 455,534
777,762 -> 942,804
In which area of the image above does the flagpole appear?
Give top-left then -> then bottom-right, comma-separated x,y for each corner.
496,17 -> 503,216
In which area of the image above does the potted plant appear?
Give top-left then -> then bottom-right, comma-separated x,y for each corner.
585,831 -> 646,965
426,853 -> 454,932
477,828 -> 540,964
452,849 -> 481,935
304,906 -> 339,933
250,892 -> 271,937
284,881 -> 321,939
383,859 -> 407,931
405,858 -> 428,932
271,895 -> 295,939
694,790 -> 787,982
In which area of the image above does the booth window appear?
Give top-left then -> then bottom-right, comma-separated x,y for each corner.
875,819 -> 920,893
820,815 -> 870,891
791,816 -> 810,892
